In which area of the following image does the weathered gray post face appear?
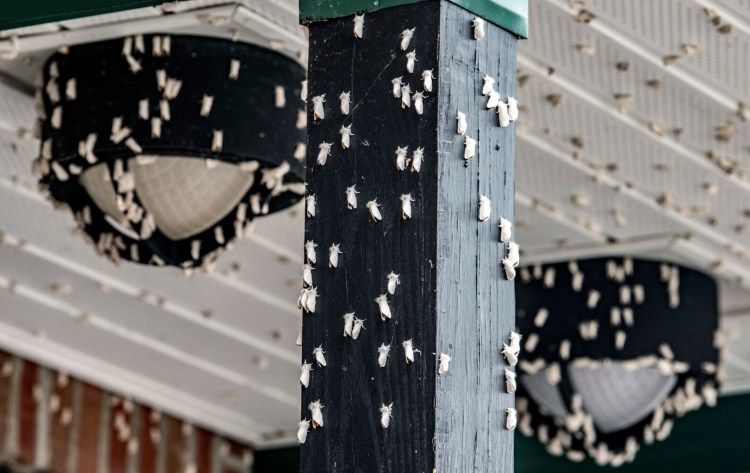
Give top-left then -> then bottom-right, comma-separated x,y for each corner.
299,2 -> 519,471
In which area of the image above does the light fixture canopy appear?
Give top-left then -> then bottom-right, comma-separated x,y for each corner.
33,34 -> 306,269
515,257 -> 721,466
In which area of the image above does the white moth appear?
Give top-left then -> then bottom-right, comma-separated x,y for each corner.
125,137 -> 142,154
375,294 -> 391,320
156,69 -> 166,90
659,343 -> 674,360
296,331 -> 303,347
301,80 -> 308,102
620,285 -> 632,305
339,91 -> 350,115
200,95 -> 214,117
353,14 -> 365,38
403,339 -> 416,363
214,226 -> 225,244
506,408 -> 517,430
587,290 -> 601,309
615,330 -> 626,350
438,353 -> 451,375
502,258 -> 516,281
164,78 -> 182,99
534,308 -> 549,328
151,117 -> 162,139
634,284 -> 645,304
559,340 -> 571,360
229,59 -> 240,80
304,240 -> 317,264
387,272 -> 400,294
378,344 -> 391,367
391,77 -> 403,98
395,146 -> 409,171
294,143 -> 306,161
422,69 -> 435,92
505,368 -> 517,393
346,185 -> 359,209
507,241 -> 520,267
305,195 -> 316,218
65,79 -> 77,101
572,272 -> 584,292
486,90 -> 501,109
464,136 -> 477,160
413,91 -> 425,115
317,142 -> 332,165
309,400 -> 324,428
352,318 -> 365,339
400,194 -> 415,219
478,195 -> 491,221
211,130 -> 223,152
343,312 -> 355,337
51,161 -> 69,181
380,403 -> 393,428
160,100 -> 171,121
303,264 -> 313,287
134,34 -> 145,53
313,346 -> 327,367
339,124 -> 353,148
400,28 -> 415,50
507,97 -> 519,121
411,147 -> 424,172
300,361 -> 312,387
499,218 -> 512,242
543,267 -> 556,288
274,85 -> 286,108
125,55 -> 142,74
46,79 -> 60,103
472,17 -> 486,40
312,94 -> 326,121
138,99 -> 149,120
546,362 -> 561,385
482,75 -> 495,96
401,84 -> 411,108
456,111 -> 467,134
367,200 -> 382,221
405,50 -> 417,74
610,307 -> 622,326
508,331 -> 521,353
329,244 -> 343,268
525,333 -> 539,351
502,332 -> 520,365
297,419 -> 310,444
497,101 -> 510,127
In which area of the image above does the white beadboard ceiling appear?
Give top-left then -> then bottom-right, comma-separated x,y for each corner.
0,0 -> 749,447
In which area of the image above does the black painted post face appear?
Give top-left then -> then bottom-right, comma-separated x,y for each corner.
301,2 -> 517,472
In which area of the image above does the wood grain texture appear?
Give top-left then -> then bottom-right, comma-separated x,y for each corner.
302,2 -> 517,472
434,5 -> 517,472
164,416 -> 185,473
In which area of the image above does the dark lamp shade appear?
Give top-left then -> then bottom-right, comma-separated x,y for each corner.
515,257 -> 721,466
33,34 -> 306,269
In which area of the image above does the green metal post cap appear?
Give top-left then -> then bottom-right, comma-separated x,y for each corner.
299,0 -> 528,38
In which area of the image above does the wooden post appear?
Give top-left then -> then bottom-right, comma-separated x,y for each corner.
299,2 -> 524,471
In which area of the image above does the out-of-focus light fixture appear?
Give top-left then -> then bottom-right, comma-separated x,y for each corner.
33,35 -> 306,270
515,257 -> 721,466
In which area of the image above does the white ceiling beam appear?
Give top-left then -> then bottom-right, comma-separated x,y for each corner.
0,272 -> 299,407
517,130 -> 750,264
0,316 -> 272,443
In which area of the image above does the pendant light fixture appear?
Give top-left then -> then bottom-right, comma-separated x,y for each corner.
33,34 -> 306,270
514,257 -> 721,466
